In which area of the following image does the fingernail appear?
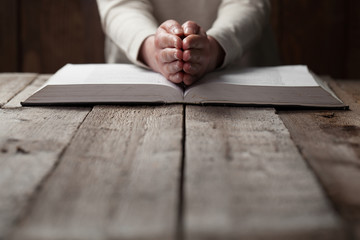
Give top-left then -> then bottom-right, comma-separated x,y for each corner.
173,28 -> 181,35
184,27 -> 190,34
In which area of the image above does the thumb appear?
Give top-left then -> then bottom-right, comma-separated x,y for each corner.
160,19 -> 184,36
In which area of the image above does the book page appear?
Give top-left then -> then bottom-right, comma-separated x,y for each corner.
26,64 -> 184,103
47,64 -> 183,91
185,65 -> 318,96
183,65 -> 345,107
23,64 -> 346,107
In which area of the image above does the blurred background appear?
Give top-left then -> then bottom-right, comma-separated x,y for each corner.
1,0 -> 359,79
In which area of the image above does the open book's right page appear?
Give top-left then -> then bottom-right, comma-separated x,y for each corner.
184,65 -> 346,108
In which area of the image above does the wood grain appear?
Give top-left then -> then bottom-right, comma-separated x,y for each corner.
80,0 -> 105,63
0,74 -> 37,107
278,79 -> 360,223
4,74 -> 50,108
184,106 -> 345,240
0,106 -> 90,239
21,0 -> 104,73
0,0 -> 18,72
346,0 -> 360,78
279,0 -> 346,78
269,0 -> 281,47
10,105 -> 183,240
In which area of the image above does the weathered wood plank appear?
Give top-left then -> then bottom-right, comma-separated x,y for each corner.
10,105 -> 183,240
356,223 -> 360,240
346,0 -> 360,78
0,74 -> 37,107
279,0 -> 346,77
0,0 -> 18,72
3,74 -> 50,108
21,0 -> 104,73
278,79 -> 360,222
184,106 -> 345,240
269,0 -> 281,45
333,80 -> 360,107
0,106 -> 90,239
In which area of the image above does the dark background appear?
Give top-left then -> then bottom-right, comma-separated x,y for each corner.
1,0 -> 359,78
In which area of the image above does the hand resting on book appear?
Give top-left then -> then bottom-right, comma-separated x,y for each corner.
139,20 -> 225,86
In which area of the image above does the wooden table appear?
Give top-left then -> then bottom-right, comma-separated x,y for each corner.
0,73 -> 359,240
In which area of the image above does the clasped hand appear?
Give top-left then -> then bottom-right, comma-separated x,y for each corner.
139,20 -> 225,86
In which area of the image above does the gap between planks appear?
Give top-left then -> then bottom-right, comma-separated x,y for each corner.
176,104 -> 186,240
0,73 -> 93,239
0,73 -> 38,107
184,106 -> 346,240
3,74 -> 51,108
9,105 -> 184,240
0,107 -> 91,239
1,73 -> 358,240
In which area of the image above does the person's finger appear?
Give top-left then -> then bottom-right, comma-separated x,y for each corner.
198,27 -> 207,37
183,62 -> 201,75
160,19 -> 184,36
183,73 -> 197,86
155,31 -> 182,49
164,60 -> 183,74
183,49 -> 203,63
168,71 -> 184,83
159,48 -> 183,63
183,34 -> 207,50
182,21 -> 200,36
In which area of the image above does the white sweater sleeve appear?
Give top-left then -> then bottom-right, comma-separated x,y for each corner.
207,0 -> 271,67
96,0 -> 158,66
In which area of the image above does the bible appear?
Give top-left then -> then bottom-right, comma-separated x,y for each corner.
22,64 -> 346,108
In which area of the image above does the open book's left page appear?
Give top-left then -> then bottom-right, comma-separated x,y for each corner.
22,64 -> 184,105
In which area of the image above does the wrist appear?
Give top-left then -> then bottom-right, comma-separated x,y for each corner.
138,35 -> 157,70
208,36 -> 225,71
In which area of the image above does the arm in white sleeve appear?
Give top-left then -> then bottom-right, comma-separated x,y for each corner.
207,0 -> 271,67
96,0 -> 158,66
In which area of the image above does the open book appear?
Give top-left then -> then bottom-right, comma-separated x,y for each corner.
22,64 -> 346,108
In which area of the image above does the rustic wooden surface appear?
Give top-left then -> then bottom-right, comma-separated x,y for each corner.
278,78 -> 360,239
0,74 -> 37,107
0,74 -> 91,239
3,75 -> 50,109
10,105 -> 183,240
0,74 -> 359,240
184,106 -> 345,240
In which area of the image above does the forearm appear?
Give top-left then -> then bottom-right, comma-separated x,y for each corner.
96,0 -> 158,65
207,0 -> 270,67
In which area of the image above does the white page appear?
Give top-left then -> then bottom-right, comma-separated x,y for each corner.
24,64 -> 346,108
47,64 -> 182,91
186,65 -> 318,95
